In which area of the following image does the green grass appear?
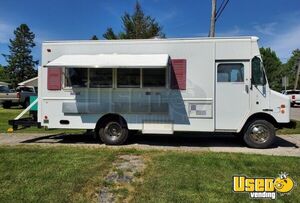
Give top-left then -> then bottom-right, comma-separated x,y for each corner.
0,146 -> 116,202
0,146 -> 299,202
0,107 -> 83,134
278,120 -> 300,134
133,152 -> 300,203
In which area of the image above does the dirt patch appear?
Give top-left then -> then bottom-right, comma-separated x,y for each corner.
99,155 -> 145,203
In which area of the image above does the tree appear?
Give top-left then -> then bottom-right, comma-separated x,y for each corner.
0,65 -> 9,82
103,1 -> 165,39
91,35 -> 99,40
260,47 -> 282,91
2,24 -> 38,87
282,49 -> 300,89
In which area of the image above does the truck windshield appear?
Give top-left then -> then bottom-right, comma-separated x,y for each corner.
251,56 -> 266,86
0,86 -> 10,93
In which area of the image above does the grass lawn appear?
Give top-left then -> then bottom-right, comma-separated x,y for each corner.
133,152 -> 300,203
0,146 -> 299,202
277,120 -> 300,134
0,146 -> 117,202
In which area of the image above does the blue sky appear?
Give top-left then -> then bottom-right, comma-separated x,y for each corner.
0,0 -> 300,65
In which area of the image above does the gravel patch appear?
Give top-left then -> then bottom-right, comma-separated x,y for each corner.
99,155 -> 145,203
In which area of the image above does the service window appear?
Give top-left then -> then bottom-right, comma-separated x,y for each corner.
117,69 -> 140,88
142,68 -> 166,87
217,64 -> 244,82
65,68 -> 88,88
90,69 -> 113,88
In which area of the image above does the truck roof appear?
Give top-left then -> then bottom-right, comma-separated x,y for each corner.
43,36 -> 259,44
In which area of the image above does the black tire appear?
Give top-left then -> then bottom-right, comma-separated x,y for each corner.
2,102 -> 11,109
22,99 -> 30,108
98,121 -> 128,145
291,103 -> 295,107
243,120 -> 275,149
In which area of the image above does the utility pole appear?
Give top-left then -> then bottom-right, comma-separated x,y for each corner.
209,0 -> 216,37
294,58 -> 300,90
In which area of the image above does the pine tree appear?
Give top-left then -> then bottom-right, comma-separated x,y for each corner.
91,35 -> 99,40
103,1 -> 165,39
0,65 -> 9,82
3,24 -> 38,87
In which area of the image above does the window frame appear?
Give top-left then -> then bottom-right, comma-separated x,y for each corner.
89,68 -> 113,88
217,63 -> 245,83
251,56 -> 267,86
63,67 -> 89,89
62,66 -> 169,90
142,68 -> 168,88
116,68 -> 141,88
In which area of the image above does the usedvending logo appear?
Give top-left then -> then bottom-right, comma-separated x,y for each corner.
233,172 -> 295,200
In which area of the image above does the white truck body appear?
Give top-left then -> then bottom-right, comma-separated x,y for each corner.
38,37 -> 290,136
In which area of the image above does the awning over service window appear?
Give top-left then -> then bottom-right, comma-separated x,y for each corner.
45,54 -> 169,68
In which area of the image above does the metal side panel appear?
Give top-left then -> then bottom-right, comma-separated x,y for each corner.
142,120 -> 174,134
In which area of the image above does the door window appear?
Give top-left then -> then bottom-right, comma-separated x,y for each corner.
217,64 -> 244,82
252,56 -> 266,86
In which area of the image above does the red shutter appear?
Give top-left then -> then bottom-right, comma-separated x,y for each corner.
47,68 -> 62,90
171,59 -> 186,90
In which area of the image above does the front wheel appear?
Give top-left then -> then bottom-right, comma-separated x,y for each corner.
98,121 -> 128,145
243,120 -> 275,149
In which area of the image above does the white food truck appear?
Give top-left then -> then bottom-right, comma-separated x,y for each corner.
29,37 -> 293,148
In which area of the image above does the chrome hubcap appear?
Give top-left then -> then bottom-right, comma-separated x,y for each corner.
105,122 -> 122,140
250,124 -> 269,144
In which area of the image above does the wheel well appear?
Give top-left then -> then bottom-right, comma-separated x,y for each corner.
95,114 -> 128,130
242,113 -> 279,132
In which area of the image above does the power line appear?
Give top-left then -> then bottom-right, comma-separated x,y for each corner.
215,0 -> 226,17
215,0 -> 230,22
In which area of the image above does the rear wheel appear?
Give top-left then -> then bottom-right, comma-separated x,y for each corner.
2,101 -> 11,109
243,120 -> 275,149
98,121 -> 128,145
22,99 -> 30,108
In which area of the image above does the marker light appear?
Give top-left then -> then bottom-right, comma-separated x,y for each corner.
280,104 -> 286,114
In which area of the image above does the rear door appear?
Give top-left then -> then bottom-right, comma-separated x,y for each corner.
215,61 -> 250,130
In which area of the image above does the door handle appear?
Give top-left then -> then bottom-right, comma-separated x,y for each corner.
245,85 -> 249,94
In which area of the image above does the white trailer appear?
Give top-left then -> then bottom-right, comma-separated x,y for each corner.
37,37 -> 293,148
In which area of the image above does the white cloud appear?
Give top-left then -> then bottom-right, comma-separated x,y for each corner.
0,21 -> 14,43
267,24 -> 300,61
158,9 -> 177,23
254,22 -> 277,36
217,26 -> 242,36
